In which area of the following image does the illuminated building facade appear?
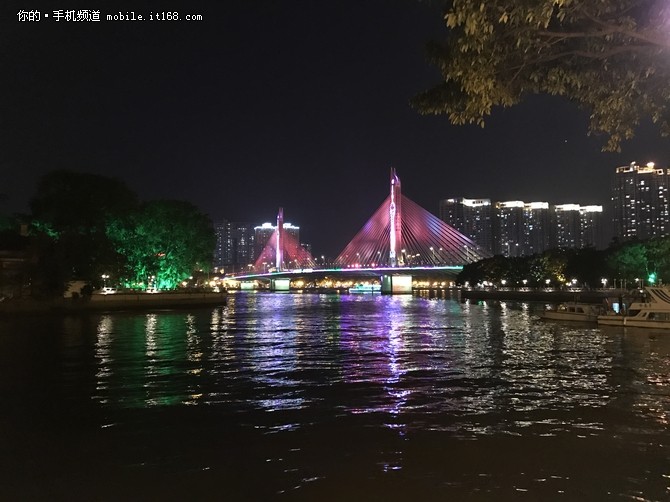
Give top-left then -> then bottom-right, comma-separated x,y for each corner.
254,221 -> 300,260
552,204 -> 604,249
612,162 -> 670,240
552,204 -> 581,248
253,217 -> 308,271
579,205 -> 603,248
494,201 -> 524,256
213,220 -> 255,273
438,197 -> 493,254
522,202 -> 551,255
443,197 -> 602,256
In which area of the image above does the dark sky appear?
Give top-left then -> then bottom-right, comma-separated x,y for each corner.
3,0 -> 669,256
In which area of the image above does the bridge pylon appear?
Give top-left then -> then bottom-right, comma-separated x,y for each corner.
389,168 -> 403,267
276,207 -> 284,271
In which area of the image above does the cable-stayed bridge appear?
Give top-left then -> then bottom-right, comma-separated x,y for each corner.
233,169 -> 491,292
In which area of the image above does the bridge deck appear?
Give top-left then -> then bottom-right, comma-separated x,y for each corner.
231,265 -> 463,281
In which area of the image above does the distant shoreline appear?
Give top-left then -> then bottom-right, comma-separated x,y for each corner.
0,291 -> 227,315
460,288 -> 624,303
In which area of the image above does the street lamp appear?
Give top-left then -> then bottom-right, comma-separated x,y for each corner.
601,278 -> 608,289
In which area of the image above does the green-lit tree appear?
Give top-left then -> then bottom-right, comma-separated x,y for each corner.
107,200 -> 215,290
642,237 -> 670,284
413,0 -> 670,151
607,241 -> 648,284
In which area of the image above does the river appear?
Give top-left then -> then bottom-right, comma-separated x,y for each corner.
0,292 -> 668,500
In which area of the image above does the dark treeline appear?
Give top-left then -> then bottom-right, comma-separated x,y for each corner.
458,239 -> 670,289
1,170 -> 215,297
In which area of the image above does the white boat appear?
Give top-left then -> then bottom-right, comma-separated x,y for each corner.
349,284 -> 381,294
541,302 -> 603,323
598,287 -> 670,328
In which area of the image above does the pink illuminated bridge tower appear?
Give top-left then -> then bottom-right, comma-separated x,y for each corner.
334,168 -> 491,291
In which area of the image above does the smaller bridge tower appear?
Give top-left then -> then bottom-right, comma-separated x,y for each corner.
276,207 -> 284,271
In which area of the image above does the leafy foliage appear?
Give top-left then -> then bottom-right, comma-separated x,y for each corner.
28,171 -> 216,294
29,170 -> 138,291
413,0 -> 670,150
607,240 -> 648,279
459,237 -> 670,287
107,200 -> 215,290
30,170 -> 138,235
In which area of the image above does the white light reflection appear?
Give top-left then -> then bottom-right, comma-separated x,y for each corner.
94,315 -> 114,402
145,313 -> 158,360
246,295 -> 305,412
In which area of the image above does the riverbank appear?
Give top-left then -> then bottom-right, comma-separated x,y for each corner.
460,288 -> 624,303
0,290 -> 227,315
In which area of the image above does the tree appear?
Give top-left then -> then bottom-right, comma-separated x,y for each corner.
607,240 -> 648,282
640,236 -> 670,283
413,0 -> 670,151
107,200 -> 215,290
564,247 -> 609,288
30,170 -> 138,292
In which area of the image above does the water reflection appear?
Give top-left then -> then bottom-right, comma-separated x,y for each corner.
88,295 -> 670,429
3,293 -> 670,499
94,312 -> 216,408
73,293 -> 670,498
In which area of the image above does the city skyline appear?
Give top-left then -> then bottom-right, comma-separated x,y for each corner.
3,1 -> 669,256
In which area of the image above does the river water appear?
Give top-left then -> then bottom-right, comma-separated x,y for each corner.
0,292 -> 669,500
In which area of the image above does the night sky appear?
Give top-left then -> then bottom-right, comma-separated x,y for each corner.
3,0 -> 669,256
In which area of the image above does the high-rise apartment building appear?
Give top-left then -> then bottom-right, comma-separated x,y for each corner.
213,220 -> 255,273
522,202 -> 551,255
552,204 -> 604,249
254,222 -> 300,259
438,198 -> 493,253
579,205 -> 604,248
494,201 -> 524,256
552,204 -> 581,249
612,162 -> 670,240
441,197 -> 603,256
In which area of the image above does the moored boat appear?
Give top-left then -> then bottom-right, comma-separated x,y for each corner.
349,284 -> 381,294
541,302 -> 603,323
598,287 -> 670,329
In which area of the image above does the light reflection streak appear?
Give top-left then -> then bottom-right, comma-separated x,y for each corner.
243,294 -> 305,412
94,315 -> 113,401
89,294 -> 670,439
